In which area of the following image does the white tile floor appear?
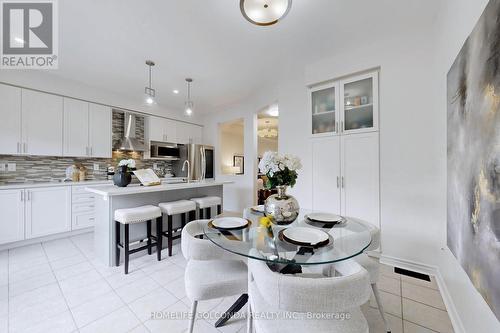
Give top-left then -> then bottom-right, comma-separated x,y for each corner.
0,233 -> 454,333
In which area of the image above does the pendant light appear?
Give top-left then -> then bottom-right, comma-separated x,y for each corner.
240,0 -> 292,26
185,78 -> 194,116
144,60 -> 156,105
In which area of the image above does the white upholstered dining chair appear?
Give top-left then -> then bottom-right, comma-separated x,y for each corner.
350,218 -> 391,333
247,250 -> 371,333
181,220 -> 248,333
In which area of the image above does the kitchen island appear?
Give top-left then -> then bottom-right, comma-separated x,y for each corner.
86,181 -> 229,266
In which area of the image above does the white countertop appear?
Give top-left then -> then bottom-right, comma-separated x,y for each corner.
0,179 -> 112,190
86,180 -> 231,197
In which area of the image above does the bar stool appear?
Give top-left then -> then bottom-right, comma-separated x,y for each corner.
158,200 -> 197,256
190,196 -> 222,219
114,205 -> 162,274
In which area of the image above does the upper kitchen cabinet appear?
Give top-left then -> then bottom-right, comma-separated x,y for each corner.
148,116 -> 171,142
0,84 -> 22,155
64,98 -> 89,157
88,103 -> 112,158
340,71 -> 379,134
147,115 -> 202,144
148,116 -> 164,142
309,71 -> 379,137
177,122 -> 202,144
310,82 -> 339,137
63,99 -> 111,158
22,89 -> 63,156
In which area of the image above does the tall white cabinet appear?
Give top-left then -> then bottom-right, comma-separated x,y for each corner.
310,70 -> 380,228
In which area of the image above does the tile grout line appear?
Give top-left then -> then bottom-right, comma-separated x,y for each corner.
41,240 -> 81,332
67,236 -> 141,332
403,318 -> 441,333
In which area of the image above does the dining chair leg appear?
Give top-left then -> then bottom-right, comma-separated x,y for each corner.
372,283 -> 390,333
167,215 -> 173,257
146,220 -> 152,255
156,217 -> 162,261
115,221 -> 120,266
124,224 -> 130,274
205,207 -> 211,219
188,300 -> 198,333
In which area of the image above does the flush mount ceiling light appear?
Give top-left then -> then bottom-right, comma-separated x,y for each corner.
144,60 -> 156,105
240,0 -> 292,26
185,78 -> 194,116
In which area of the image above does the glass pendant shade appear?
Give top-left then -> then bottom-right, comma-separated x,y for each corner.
240,0 -> 292,26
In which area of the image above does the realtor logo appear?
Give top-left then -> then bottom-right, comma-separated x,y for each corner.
1,0 -> 58,69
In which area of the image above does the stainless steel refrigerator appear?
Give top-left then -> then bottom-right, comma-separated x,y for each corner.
177,144 -> 214,181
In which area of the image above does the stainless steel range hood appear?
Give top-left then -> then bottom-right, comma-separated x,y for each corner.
114,112 -> 145,152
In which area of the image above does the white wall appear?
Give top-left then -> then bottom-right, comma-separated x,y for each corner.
257,137 -> 278,157
220,129 -> 244,173
0,70 -> 203,125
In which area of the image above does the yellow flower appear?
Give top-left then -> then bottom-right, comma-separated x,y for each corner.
259,216 -> 272,229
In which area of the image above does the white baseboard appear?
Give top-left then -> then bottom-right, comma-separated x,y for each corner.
0,227 -> 93,252
380,254 -> 465,333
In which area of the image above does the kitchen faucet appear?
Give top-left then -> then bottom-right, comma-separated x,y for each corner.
182,160 -> 191,183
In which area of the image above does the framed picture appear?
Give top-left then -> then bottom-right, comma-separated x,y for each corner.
233,155 -> 244,175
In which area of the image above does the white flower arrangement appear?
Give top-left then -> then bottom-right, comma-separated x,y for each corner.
118,159 -> 136,170
258,151 -> 302,187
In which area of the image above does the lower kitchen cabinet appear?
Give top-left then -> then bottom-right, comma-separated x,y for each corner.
25,187 -> 72,239
0,189 -> 25,244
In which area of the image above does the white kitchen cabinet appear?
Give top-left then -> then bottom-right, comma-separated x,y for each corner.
309,70 -> 378,137
22,89 -> 63,156
0,85 -> 22,155
71,185 -> 96,230
148,116 -> 167,142
310,81 -> 339,137
0,189 -> 25,245
64,99 -> 111,158
312,132 -> 379,228
164,119 -> 178,142
341,72 -> 379,134
312,137 -> 341,214
341,132 -> 380,227
177,123 -> 202,144
64,98 -> 89,157
89,103 -> 112,158
25,187 -> 71,239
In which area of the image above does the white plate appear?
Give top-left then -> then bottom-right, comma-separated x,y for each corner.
282,227 -> 329,245
306,213 -> 344,223
250,205 -> 265,213
211,217 -> 249,229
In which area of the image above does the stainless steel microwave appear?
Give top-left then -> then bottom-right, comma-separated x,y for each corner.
150,141 -> 181,160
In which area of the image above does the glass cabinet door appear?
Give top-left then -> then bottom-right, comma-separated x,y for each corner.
310,83 -> 338,136
341,72 -> 378,133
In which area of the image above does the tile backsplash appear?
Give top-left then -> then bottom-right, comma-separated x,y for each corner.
0,110 -> 173,184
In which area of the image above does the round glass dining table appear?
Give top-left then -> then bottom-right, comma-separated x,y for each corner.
202,207 -> 374,266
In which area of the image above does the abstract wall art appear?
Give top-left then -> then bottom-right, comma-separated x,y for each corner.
447,0 -> 500,320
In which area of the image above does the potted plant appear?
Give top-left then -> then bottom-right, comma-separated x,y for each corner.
258,152 -> 302,224
113,159 -> 136,187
